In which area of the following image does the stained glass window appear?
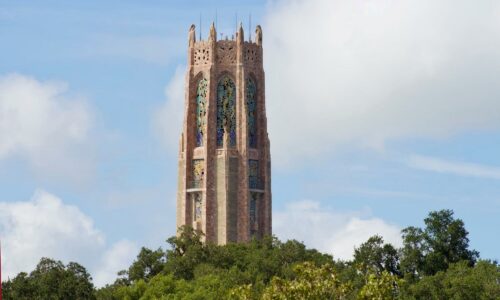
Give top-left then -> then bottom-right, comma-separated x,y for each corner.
249,160 -> 259,189
194,193 -> 202,221
192,159 -> 204,188
249,193 -> 257,224
246,78 -> 257,148
216,76 -> 236,147
196,78 -> 208,147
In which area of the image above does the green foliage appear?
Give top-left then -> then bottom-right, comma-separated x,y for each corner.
400,209 -> 479,277
399,226 -> 425,281
358,271 -> 402,300
3,272 -> 36,299
3,257 -> 95,300
260,262 -> 351,300
127,247 -> 166,283
402,260 -> 500,299
353,235 -> 400,276
3,210 -> 496,299
164,225 -> 208,280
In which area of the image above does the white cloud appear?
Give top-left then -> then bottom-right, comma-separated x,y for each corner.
0,190 -> 138,287
407,154 -> 500,180
0,74 -> 95,182
152,66 -> 185,150
273,200 -> 401,260
93,240 -> 138,287
264,0 -> 500,165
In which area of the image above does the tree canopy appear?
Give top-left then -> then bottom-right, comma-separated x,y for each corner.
3,209 -> 498,300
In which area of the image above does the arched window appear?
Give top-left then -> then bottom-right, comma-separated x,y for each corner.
216,75 -> 236,147
195,78 -> 208,147
246,78 -> 257,148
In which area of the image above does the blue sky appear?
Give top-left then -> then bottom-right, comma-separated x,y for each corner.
1,0 -> 500,286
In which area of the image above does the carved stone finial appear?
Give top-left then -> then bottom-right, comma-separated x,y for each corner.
188,24 -> 196,47
237,22 -> 244,44
209,22 -> 216,42
255,25 -> 262,45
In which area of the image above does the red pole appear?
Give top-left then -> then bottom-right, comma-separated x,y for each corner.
1,240 -> 3,300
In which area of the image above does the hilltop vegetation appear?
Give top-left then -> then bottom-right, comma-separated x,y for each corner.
3,209 -> 499,299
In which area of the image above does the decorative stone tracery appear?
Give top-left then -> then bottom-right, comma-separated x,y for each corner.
194,46 -> 210,65
216,76 -> 236,147
195,78 -> 208,146
246,78 -> 257,148
217,41 -> 237,65
244,45 -> 260,64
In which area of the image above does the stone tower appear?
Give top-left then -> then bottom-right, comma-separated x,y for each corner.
176,23 -> 271,244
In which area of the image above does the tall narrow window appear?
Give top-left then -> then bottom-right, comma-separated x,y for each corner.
193,193 -> 202,221
249,193 -> 258,237
246,78 -> 257,148
192,159 -> 204,188
249,160 -> 259,189
249,193 -> 257,224
196,78 -> 208,147
216,76 -> 236,147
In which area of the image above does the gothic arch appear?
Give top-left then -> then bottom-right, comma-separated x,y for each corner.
216,75 -> 236,147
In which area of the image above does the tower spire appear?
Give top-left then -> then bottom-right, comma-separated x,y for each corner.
237,21 -> 244,44
249,14 -> 252,42
209,22 -> 216,42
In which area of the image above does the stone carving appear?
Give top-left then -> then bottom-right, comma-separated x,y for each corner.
217,41 -> 236,65
194,45 -> 210,65
244,45 -> 260,64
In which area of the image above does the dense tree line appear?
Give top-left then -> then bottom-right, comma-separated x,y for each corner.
3,209 -> 499,299
3,258 -> 94,299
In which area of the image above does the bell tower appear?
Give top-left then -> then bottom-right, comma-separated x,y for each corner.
176,23 -> 271,244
